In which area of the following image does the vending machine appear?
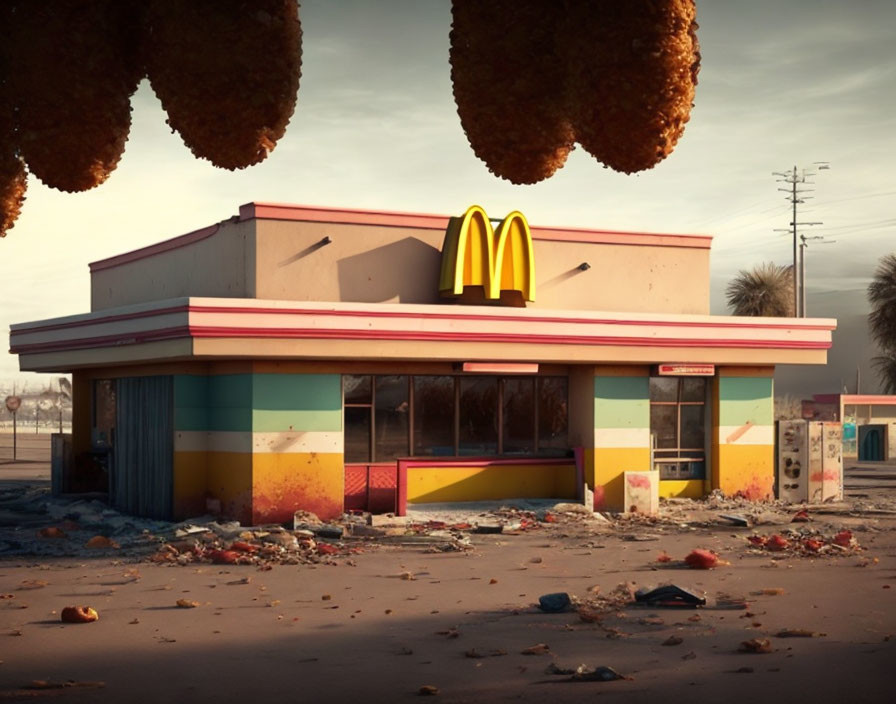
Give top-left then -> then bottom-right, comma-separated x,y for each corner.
808,421 -> 843,503
777,420 -> 808,502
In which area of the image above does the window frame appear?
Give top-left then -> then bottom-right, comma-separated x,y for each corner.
649,376 -> 707,479
343,374 -> 568,462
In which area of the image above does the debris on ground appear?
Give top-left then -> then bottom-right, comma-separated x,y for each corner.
745,528 -> 864,558
521,643 -> 551,655
544,664 -> 630,682
634,585 -> 706,608
752,588 -> 786,596
60,606 -> 98,623
538,592 -> 572,613
776,629 -> 823,638
685,549 -> 720,569
739,638 -> 773,654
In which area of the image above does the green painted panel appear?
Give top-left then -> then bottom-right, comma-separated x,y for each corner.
593,376 -> 649,429
176,374 -> 343,432
174,407 -> 208,432
252,409 -> 342,433
252,374 -> 342,412
718,377 -> 774,426
174,375 -> 207,407
209,374 -> 253,409
173,375 -> 208,431
208,406 -> 253,433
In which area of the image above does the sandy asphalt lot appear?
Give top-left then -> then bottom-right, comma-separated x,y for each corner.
1,435 -> 895,703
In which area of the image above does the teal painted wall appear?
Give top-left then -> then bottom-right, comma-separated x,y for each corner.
252,374 -> 342,432
593,376 -> 649,429
172,373 -> 342,433
173,375 -> 208,432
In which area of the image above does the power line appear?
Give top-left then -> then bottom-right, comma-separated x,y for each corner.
772,163 -> 830,317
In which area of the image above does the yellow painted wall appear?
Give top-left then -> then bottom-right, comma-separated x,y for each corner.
593,447 -> 651,510
716,445 -> 774,499
206,452 -> 253,526
173,452 -> 208,519
658,479 -> 705,499
406,463 -> 577,504
252,452 -> 344,523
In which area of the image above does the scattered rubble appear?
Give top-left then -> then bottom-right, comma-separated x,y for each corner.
60,606 -> 98,623
739,638 -> 773,654
684,549 -> 720,569
634,585 -> 706,607
745,527 -> 865,558
537,592 -> 572,613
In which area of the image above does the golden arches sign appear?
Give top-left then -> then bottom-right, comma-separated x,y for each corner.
438,205 -> 536,302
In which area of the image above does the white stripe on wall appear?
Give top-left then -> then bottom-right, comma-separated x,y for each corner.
717,424 -> 774,446
174,431 -> 343,454
594,427 -> 651,449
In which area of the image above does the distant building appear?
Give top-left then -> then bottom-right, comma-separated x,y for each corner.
9,203 -> 835,523
804,394 -> 896,461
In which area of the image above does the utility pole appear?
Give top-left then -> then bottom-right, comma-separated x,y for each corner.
773,163 -> 829,316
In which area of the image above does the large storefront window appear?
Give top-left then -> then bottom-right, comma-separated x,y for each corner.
413,376 -> 454,457
344,374 -> 568,462
649,376 -> 706,479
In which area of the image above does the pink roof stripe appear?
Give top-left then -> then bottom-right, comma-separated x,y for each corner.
89,201 -> 713,272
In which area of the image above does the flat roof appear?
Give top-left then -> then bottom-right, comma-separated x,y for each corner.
89,201 -> 714,273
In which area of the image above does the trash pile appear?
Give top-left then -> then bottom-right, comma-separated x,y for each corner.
0,484 -> 478,562
147,519 -> 359,567
745,527 -> 865,557
0,485 -> 170,557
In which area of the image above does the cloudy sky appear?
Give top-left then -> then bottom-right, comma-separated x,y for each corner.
3,0 -> 895,389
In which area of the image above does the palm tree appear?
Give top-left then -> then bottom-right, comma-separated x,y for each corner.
872,353 -> 896,394
868,254 -> 896,392
726,263 -> 794,317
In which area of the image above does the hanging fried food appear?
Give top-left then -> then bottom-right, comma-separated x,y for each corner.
0,11 -> 26,238
450,0 -> 574,184
0,148 -> 26,239
145,0 -> 302,170
7,1 -> 142,193
565,0 -> 700,174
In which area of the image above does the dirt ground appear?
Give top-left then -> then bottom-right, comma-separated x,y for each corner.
1,437 -> 895,703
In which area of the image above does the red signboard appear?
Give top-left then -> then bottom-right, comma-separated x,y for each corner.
656,364 -> 715,377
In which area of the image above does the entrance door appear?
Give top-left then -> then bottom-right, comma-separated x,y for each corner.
112,376 -> 173,520
858,424 -> 886,461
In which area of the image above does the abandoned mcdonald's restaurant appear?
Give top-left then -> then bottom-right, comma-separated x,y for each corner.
8,202 -> 836,525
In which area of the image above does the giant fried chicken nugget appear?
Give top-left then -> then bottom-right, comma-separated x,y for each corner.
7,1 -> 142,192
145,0 -> 302,170
0,6 -> 26,237
565,0 -> 700,173
450,0 -> 574,184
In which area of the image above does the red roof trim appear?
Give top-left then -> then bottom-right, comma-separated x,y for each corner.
87,202 -> 714,273
12,302 -> 837,335
89,224 -> 221,272
10,324 -> 831,355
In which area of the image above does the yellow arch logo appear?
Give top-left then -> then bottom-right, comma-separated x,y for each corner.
439,205 -> 536,302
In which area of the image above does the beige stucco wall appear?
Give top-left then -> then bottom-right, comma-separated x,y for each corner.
88,215 -> 709,314
253,219 -> 445,306
253,218 -> 710,314
531,239 -> 708,314
90,219 -> 257,311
